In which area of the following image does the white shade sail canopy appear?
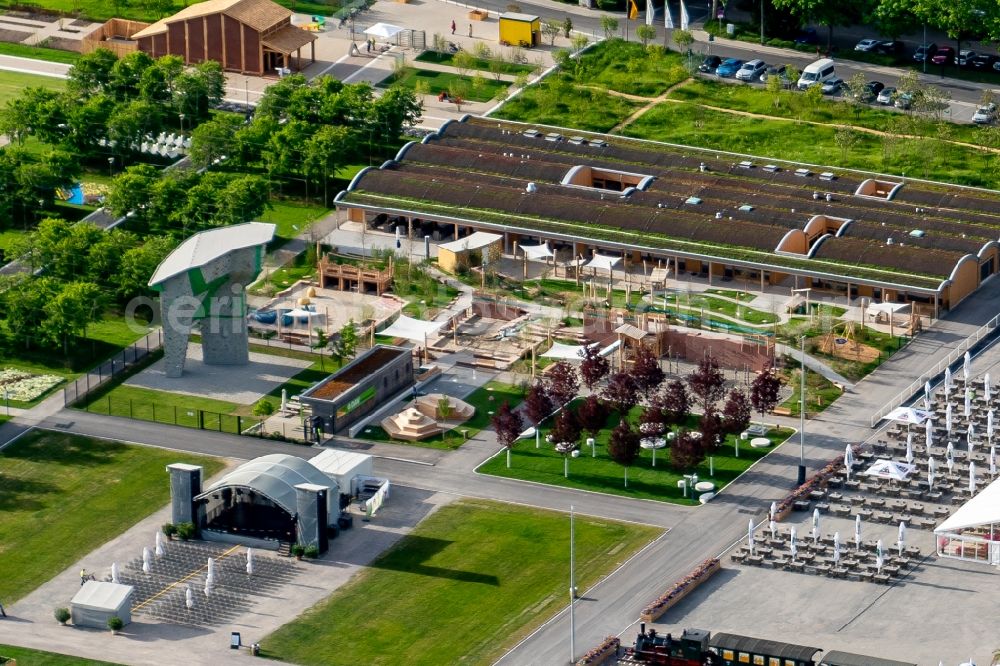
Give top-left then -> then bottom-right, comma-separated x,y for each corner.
882,406 -> 933,425
935,477 -> 1000,533
519,243 -> 554,260
863,459 -> 916,481
585,254 -> 621,272
379,314 -> 445,342
364,22 -> 403,38
867,301 -> 909,314
438,231 -> 503,253
540,341 -> 615,360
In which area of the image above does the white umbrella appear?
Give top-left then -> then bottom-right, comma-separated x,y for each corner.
925,417 -> 933,449
876,538 -> 884,560
246,548 -> 254,576
769,519 -> 776,540
206,557 -> 215,586
111,562 -> 119,584
924,380 -> 932,405
989,410 -> 995,443
833,532 -> 841,566
142,547 -> 151,574
812,508 -> 820,543
748,519 -> 755,556
905,434 -> 913,465
969,461 -> 977,494
769,501 -> 777,523
790,527 -> 797,560
155,531 -> 164,557
986,373 -> 992,402
204,581 -> 212,597
928,456 -> 937,490
964,351 -> 972,382
844,445 -> 854,480
965,388 -> 972,417
281,388 -> 288,413
968,424 -> 976,456
991,445 -> 996,477
946,404 -> 953,433
876,551 -> 884,576
897,522 -> 906,556
185,586 -> 193,609
854,515 -> 862,551
945,367 -> 952,395
947,442 -> 955,473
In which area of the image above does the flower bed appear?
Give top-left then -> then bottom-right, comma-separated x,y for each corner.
640,557 -> 720,622
576,635 -> 620,666
0,368 -> 64,402
773,445 -> 860,521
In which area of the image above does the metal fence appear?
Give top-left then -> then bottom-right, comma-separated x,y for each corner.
63,329 -> 164,407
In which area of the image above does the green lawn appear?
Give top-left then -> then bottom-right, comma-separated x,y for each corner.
780,367 -> 843,416
686,293 -> 778,324
493,82 -> 640,133
705,288 -> 755,302
561,39 -> 690,97
0,70 -> 64,107
1,0 -> 344,22
261,499 -> 661,665
259,200 -> 330,241
0,41 -> 81,64
358,381 -> 524,450
0,430 -> 223,603
0,645 -> 123,665
414,50 -> 536,75
79,384 -> 249,433
377,67 -> 507,103
480,406 -> 793,504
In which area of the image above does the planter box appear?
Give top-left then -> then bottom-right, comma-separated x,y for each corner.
576,636 -> 619,666
468,9 -> 488,20
640,558 -> 720,622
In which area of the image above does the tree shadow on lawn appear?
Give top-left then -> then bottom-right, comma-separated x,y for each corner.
0,474 -> 56,511
0,432 -> 128,465
371,536 -> 500,586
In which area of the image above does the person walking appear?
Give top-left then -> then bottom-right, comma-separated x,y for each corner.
468,23 -> 473,38
80,569 -> 88,586
450,19 -> 456,34
0,600 -> 6,617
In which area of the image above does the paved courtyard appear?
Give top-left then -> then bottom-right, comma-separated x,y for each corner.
125,344 -> 311,404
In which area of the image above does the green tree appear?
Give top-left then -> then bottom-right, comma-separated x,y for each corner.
42,281 -> 104,356
106,164 -> 159,228
771,0 -> 865,48
216,175 -> 270,226
834,126 -> 860,163
542,18 -> 562,45
600,16 -> 619,39
188,113 -> 244,168
115,236 -> 176,301
1,275 -> 60,349
108,51 -> 154,101
672,28 -> 694,52
563,16 -> 573,37
303,125 -> 354,205
67,49 -> 118,97
63,94 -> 115,156
107,100 -> 163,154
636,24 -> 656,47
370,86 -> 421,140
339,319 -> 357,359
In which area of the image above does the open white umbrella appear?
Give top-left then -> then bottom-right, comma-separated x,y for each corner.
925,417 -> 933,449
142,547 -> 151,574
965,388 -> 972,417
812,508 -> 820,543
790,527 -> 797,560
969,461 -> 977,494
947,442 -> 955,473
185,586 -> 193,609
833,531 -> 841,566
206,557 -> 215,586
769,519 -> 776,540
111,562 -> 119,584
986,373 -> 992,402
964,351 -> 972,382
155,531 -> 164,557
905,434 -> 914,465
991,445 -> 996,477
946,404 -> 953,434
897,521 -> 906,556
854,515 -> 862,551
748,519 -> 755,556
928,456 -> 937,490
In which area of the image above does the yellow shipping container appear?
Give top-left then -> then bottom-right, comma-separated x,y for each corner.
498,12 -> 539,47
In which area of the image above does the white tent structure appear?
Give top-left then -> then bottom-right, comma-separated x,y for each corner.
519,243 -> 554,261
309,448 -> 374,496
881,406 -> 933,425
862,459 -> 916,482
540,341 -> 616,361
364,22 -> 403,39
585,254 -> 621,274
379,314 -> 445,342
935,477 -> 1000,565
71,581 -> 133,629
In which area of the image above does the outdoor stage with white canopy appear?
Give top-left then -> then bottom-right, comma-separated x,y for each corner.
934,477 -> 1000,565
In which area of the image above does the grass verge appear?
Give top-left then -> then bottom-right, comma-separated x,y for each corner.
0,42 -> 80,64
0,69 -> 64,107
0,430 -> 223,603
0,645 -> 122,665
261,499 -> 661,665
377,67 -> 506,102
414,50 -> 536,75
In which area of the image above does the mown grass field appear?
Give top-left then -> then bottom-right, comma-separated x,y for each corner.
0,69 -> 64,107
0,644 -> 123,665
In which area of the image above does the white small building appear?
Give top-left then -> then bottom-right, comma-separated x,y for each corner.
309,448 -> 374,496
71,581 -> 133,629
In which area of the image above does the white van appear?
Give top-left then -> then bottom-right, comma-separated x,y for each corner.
796,58 -> 836,90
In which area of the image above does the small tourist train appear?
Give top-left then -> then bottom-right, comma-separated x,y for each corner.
621,626 -> 915,666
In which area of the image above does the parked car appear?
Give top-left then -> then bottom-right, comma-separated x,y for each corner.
895,92 -> 914,110
855,38 -> 880,52
715,58 -> 744,78
735,59 -> 767,82
857,81 -> 885,102
795,28 -> 818,45
913,43 -> 938,62
957,50 -> 976,66
969,54 -> 997,70
821,77 -> 843,95
760,64 -> 788,85
875,40 -> 903,55
931,46 -> 955,65
973,103 -> 997,124
698,55 -> 722,73
876,86 -> 896,105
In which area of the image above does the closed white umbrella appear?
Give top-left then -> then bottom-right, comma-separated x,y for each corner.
812,508 -> 820,543
769,501 -> 777,523
769,519 -> 776,540
185,586 -> 193,609
790,527 -> 797,560
897,522 -> 906,556
876,551 -> 884,576
947,442 -> 955,473
111,562 -> 119,584
990,410 -> 995,443
965,388 -> 972,417
281,388 -> 288,413
748,519 -> 755,556
991,445 -> 996,477
969,461 -> 977,494
155,531 -> 164,557
928,456 -> 937,490
986,373 -> 992,403
246,548 -> 254,576
854,514 -> 862,551
844,445 -> 854,480
926,417 -> 933,448
204,580 -> 212,597
142,547 -> 151,574
945,367 -> 952,395
206,557 -> 215,586
876,538 -> 884,561
968,423 -> 976,456
964,351 -> 972,382
946,404 -> 953,434
905,434 -> 913,465
925,380 -> 932,405
833,531 -> 841,565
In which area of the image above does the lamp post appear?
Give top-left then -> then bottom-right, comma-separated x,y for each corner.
569,504 -> 575,665
179,113 -> 185,134
760,0 -> 764,45
107,156 -> 114,178
798,334 -> 806,485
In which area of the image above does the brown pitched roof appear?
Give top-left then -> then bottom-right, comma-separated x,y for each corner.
131,0 -> 290,38
261,24 -> 317,53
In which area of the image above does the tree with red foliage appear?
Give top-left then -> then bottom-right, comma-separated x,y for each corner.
577,394 -> 609,438
524,380 -> 553,425
491,401 -> 525,468
687,355 -> 726,413
548,407 -> 581,449
546,360 -> 579,408
607,419 -> 641,487
602,370 -> 639,416
721,388 -> 752,435
670,429 -> 705,472
578,343 -> 610,390
699,410 -> 725,453
750,366 -> 782,423
659,379 -> 691,426
631,345 -> 665,393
